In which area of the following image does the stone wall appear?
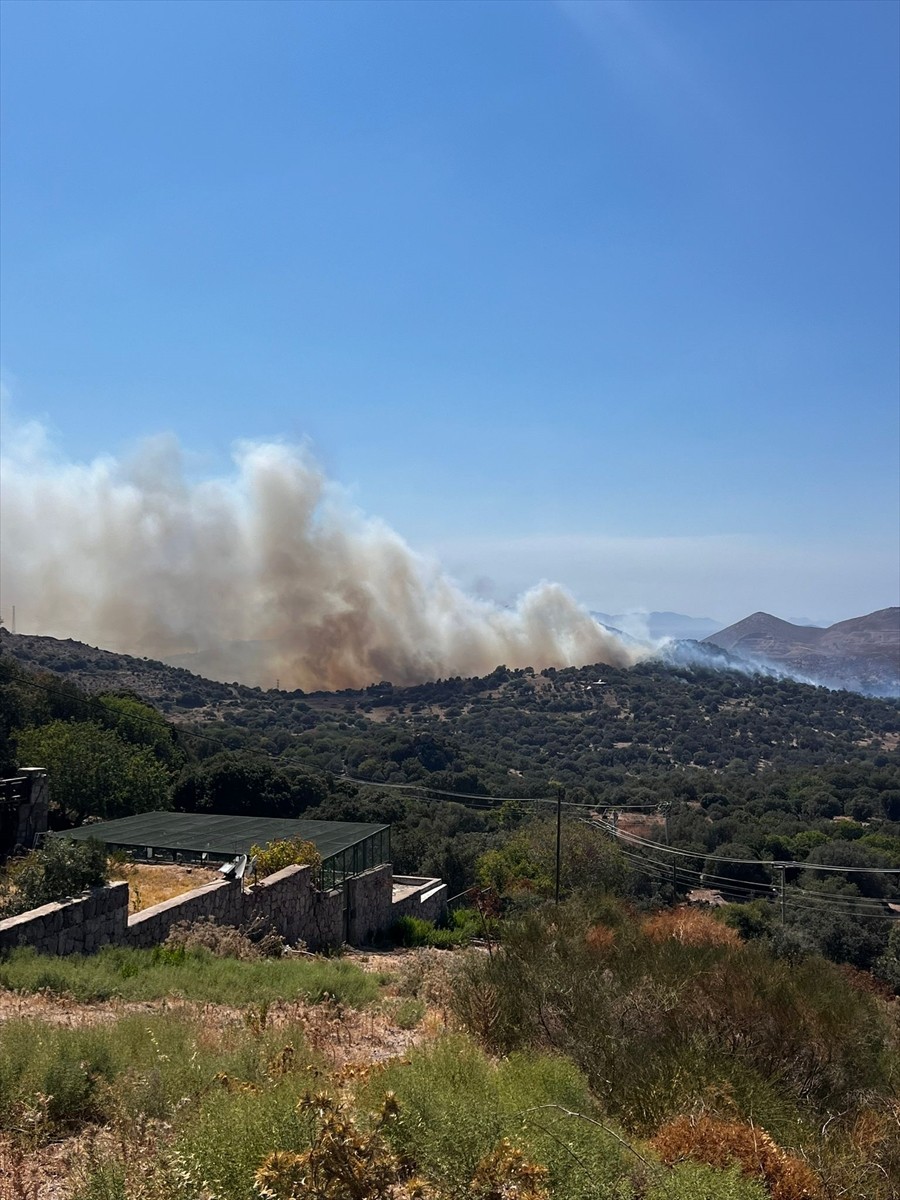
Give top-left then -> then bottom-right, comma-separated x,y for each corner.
347,864 -> 394,944
16,769 -> 49,848
127,877 -> 243,949
244,864 -> 344,951
392,876 -> 449,925
1,863 -> 445,957
0,880 -> 128,955
0,768 -> 49,860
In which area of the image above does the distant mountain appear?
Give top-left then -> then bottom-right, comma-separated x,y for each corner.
704,607 -> 900,696
592,611 -> 723,641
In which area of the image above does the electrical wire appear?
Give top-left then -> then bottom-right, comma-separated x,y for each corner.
593,819 -> 900,875
579,819 -> 900,916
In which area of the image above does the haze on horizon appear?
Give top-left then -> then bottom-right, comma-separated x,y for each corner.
1,0 -> 897,674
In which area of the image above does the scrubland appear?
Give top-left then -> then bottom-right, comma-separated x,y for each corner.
1,902 -> 896,1200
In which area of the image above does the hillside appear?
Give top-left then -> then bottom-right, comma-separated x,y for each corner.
3,628 -> 898,790
704,606 -> 900,695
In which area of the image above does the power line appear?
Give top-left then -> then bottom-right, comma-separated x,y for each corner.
593,840 -> 899,919
593,819 -> 900,875
344,774 -> 660,810
602,838 -> 900,922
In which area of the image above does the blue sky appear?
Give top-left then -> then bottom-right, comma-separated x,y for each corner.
2,0 -> 898,627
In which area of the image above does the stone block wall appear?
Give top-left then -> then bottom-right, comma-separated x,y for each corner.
126,863 -> 346,952
392,876 -> 449,925
16,769 -> 49,847
244,864 -> 344,951
0,769 -> 49,860
347,864 -> 394,944
0,880 -> 128,955
1,862 -> 445,957
127,877 -> 243,949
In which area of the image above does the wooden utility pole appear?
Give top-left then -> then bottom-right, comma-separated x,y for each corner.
555,785 -> 564,905
779,864 -> 787,925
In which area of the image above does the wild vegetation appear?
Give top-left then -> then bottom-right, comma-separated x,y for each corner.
0,838 -> 108,919
0,900 -> 897,1200
0,942 -> 380,1007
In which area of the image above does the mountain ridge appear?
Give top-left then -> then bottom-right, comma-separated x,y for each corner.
704,607 -> 899,696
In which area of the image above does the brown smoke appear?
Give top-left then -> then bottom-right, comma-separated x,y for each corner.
0,428 -> 648,690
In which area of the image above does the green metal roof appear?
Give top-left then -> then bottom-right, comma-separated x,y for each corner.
53,812 -> 389,861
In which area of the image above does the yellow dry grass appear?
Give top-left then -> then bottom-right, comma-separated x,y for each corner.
641,906 -> 742,949
652,1114 -> 822,1200
109,861 -> 220,914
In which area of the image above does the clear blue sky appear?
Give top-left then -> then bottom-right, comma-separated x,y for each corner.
2,0 -> 898,626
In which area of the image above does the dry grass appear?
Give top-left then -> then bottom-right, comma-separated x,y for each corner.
108,861 -> 220,913
641,907 -> 742,949
652,1114 -> 822,1200
584,923 -> 617,954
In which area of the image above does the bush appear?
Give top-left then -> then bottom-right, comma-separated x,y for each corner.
391,915 -> 469,949
449,901 -> 899,1137
163,916 -> 285,959
652,1115 -> 822,1200
0,837 -> 108,918
251,836 -> 322,879
641,908 -> 742,949
0,1010 -> 321,1144
873,923 -> 900,993
176,1080 -> 317,1199
358,1034 -> 637,1198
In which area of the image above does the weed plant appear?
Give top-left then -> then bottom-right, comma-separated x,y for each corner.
3,1012 -> 790,1200
174,1078 -> 319,1199
0,1011 -> 320,1141
357,1034 -> 768,1200
0,944 -> 379,1006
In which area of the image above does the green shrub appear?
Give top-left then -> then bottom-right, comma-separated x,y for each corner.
646,1161 -> 768,1200
0,1010 -> 321,1142
392,997 -> 426,1029
391,914 -> 469,948
175,1080 -> 317,1200
250,835 -> 322,878
358,1034 -> 638,1198
0,837 -> 108,917
0,1022 -> 119,1133
449,900 -> 899,1136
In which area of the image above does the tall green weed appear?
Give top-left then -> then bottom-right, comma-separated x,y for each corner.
0,944 -> 378,1006
0,1011 -> 319,1140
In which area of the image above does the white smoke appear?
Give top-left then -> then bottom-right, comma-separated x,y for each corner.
0,420 -> 649,690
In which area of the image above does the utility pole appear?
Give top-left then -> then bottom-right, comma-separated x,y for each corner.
779,864 -> 787,925
555,785 -> 564,905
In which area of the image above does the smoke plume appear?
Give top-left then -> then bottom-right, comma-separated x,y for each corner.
0,424 -> 648,690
